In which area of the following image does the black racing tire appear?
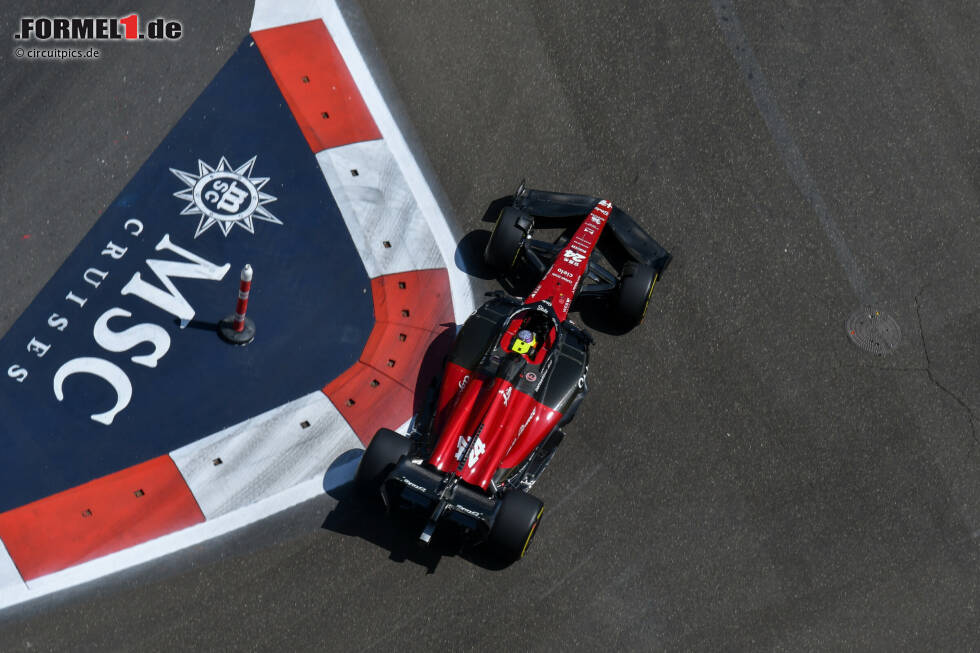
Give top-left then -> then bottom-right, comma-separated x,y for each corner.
616,261 -> 658,327
487,490 -> 544,562
484,206 -> 528,271
354,428 -> 411,496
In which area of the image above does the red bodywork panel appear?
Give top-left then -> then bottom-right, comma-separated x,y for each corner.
526,199 -> 613,321
426,200 -> 611,490
429,372 -> 562,489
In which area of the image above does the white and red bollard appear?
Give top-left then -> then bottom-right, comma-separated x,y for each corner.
219,264 -> 256,345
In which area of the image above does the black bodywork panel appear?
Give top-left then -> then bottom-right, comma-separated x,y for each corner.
516,188 -> 671,272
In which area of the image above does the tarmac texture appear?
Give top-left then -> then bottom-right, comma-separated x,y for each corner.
1,1 -> 978,650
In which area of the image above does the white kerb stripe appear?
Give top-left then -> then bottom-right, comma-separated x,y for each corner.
317,140 -> 443,278
169,392 -> 362,520
249,0 -> 320,32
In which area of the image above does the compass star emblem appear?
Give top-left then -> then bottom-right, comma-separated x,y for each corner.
169,155 -> 282,238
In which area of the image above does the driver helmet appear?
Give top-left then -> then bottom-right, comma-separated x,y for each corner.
511,328 -> 537,355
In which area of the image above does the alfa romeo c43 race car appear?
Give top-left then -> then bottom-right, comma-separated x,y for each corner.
354,184 -> 671,562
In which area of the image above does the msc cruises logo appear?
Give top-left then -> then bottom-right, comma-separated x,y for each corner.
170,155 -> 282,238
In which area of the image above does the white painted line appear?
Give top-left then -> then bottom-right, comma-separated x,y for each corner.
1,457 -> 360,609
170,392 -> 362,519
317,140 -> 443,278
0,539 -> 29,605
315,0 -> 475,323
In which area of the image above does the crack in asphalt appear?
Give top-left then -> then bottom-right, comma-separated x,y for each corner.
838,296 -> 979,446
914,294 -> 979,445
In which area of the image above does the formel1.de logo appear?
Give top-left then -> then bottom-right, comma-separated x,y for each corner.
170,155 -> 282,238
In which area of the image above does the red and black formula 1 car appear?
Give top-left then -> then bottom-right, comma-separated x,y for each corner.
354,183 -> 671,562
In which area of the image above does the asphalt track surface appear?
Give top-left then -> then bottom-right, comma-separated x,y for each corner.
1,1 -> 978,650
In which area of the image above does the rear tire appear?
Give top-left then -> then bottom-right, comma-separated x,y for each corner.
487,490 -> 544,562
484,207 -> 528,271
354,428 -> 411,496
616,261 -> 657,327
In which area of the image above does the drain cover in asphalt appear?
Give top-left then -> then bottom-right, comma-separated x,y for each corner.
846,307 -> 901,355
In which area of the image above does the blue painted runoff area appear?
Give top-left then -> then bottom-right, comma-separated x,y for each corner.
0,37 -> 373,512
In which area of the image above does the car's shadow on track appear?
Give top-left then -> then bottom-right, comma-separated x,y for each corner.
454,229 -> 495,280
320,483 -> 443,572
321,480 -> 511,573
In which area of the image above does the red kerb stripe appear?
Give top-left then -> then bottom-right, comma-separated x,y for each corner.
0,456 -> 204,581
324,270 -> 454,444
253,20 -> 381,152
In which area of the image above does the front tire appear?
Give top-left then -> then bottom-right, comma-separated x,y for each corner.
616,261 -> 657,327
354,428 -> 411,496
487,490 -> 544,562
484,207 -> 528,271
